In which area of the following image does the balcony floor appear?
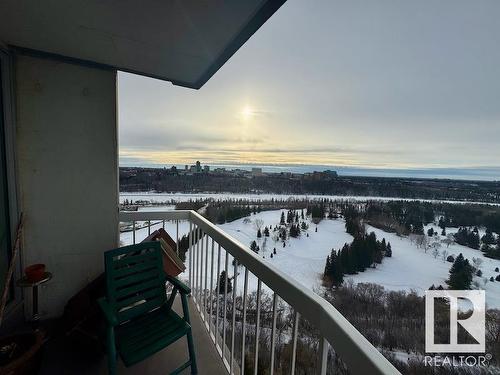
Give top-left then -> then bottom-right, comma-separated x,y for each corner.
39,298 -> 227,375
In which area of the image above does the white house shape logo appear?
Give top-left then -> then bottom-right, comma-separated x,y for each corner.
425,290 -> 485,353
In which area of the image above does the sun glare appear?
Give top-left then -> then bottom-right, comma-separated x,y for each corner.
241,105 -> 253,120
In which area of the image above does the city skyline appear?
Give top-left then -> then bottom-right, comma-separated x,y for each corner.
119,0 -> 500,179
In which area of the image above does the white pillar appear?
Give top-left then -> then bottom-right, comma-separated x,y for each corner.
15,54 -> 119,318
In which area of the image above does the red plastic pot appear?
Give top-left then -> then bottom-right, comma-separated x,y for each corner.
24,264 -> 46,283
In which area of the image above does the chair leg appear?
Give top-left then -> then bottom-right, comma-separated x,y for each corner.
186,329 -> 198,374
106,327 -> 117,375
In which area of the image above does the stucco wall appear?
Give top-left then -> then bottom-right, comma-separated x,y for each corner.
15,55 -> 118,318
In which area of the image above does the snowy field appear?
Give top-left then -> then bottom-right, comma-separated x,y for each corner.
120,203 -> 500,309
120,206 -> 352,296
353,224 -> 500,309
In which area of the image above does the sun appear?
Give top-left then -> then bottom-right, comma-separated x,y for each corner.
241,105 -> 253,120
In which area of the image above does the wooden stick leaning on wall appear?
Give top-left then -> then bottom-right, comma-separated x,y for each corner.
0,213 -> 24,327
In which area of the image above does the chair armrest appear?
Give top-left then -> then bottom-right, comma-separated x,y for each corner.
98,297 -> 118,326
165,274 -> 191,295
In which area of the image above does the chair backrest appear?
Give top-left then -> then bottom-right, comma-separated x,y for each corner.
104,242 -> 166,323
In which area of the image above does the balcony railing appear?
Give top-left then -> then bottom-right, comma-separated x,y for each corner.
119,210 -> 400,375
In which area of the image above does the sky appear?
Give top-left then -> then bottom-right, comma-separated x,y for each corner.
119,0 -> 500,179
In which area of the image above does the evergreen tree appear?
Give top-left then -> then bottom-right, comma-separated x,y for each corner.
324,249 -> 344,286
257,229 -> 262,238
217,271 -> 232,294
438,217 -> 446,230
324,255 -> 332,279
289,224 -> 300,238
280,212 -> 285,225
250,240 -> 259,253
413,222 -> 425,235
455,227 -> 480,249
386,242 -> 392,257
264,227 -> 270,237
482,228 -> 496,246
446,253 -> 473,290
330,250 -> 344,286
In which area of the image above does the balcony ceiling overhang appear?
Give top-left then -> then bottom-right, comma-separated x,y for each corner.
0,0 -> 286,89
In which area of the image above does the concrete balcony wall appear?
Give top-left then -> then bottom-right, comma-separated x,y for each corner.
14,54 -> 119,318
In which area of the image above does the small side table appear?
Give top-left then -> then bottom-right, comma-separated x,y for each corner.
16,272 -> 52,325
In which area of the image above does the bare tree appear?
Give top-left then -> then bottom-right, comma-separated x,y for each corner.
253,218 -> 264,232
442,234 -> 455,248
413,235 -> 429,252
432,247 -> 440,259
472,257 -> 483,271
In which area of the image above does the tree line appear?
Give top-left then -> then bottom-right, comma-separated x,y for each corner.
324,232 -> 392,287
120,166 -> 500,203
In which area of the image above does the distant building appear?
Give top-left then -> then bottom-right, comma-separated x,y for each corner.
203,165 -> 210,173
324,169 -> 338,177
304,170 -> 338,181
251,167 -> 263,176
196,160 -> 201,173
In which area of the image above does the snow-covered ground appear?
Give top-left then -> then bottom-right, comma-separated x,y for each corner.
120,204 -> 500,309
353,224 -> 500,308
120,207 -> 352,295
217,210 -> 353,293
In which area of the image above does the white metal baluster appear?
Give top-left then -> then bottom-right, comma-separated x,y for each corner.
132,221 -> 136,244
270,293 -> 278,375
253,280 -> 262,375
222,251 -> 229,367
204,235 -> 209,325
199,232 -> 204,316
216,244 -> 222,353
209,238 -> 215,337
319,337 -> 328,375
241,268 -> 249,375
290,311 -> 300,375
196,230 -> 202,309
195,227 -> 199,306
230,259 -> 238,374
188,222 -> 193,289
176,220 -> 179,254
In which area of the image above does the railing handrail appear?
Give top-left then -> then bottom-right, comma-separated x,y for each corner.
119,210 -> 400,375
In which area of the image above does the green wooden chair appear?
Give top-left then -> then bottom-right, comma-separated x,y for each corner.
98,241 -> 197,374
